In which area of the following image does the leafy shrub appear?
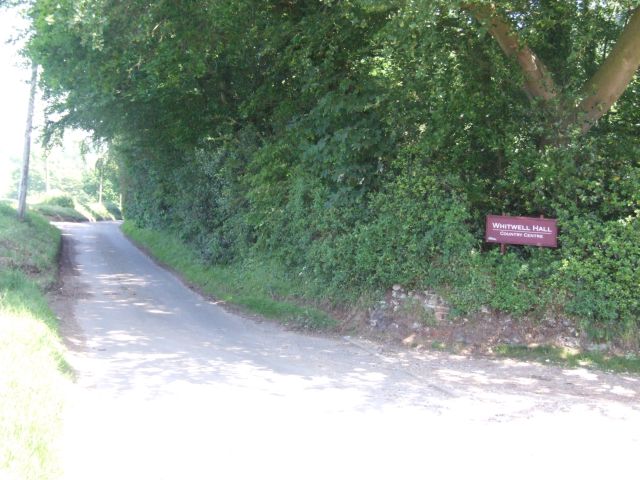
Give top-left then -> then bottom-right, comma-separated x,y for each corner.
314,168 -> 476,295
557,213 -> 640,343
40,193 -> 75,209
103,201 -> 122,219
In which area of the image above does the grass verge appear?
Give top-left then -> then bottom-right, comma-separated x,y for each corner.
31,203 -> 88,222
494,344 -> 640,375
121,221 -> 336,330
32,201 -> 121,222
0,202 -> 70,479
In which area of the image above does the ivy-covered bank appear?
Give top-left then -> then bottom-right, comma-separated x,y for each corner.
26,1 -> 640,346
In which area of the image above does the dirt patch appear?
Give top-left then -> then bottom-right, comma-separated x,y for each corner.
378,311 -> 583,353
47,232 -> 89,352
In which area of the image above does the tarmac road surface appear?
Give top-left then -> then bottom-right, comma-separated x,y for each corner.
53,221 -> 640,480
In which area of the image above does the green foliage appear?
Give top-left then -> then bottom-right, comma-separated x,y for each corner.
557,213 -> 640,343
102,200 -> 121,218
81,153 -> 120,204
298,167 -> 476,297
2,130 -> 121,209
39,193 -> 74,209
32,203 -> 87,222
27,1 -> 640,345
29,192 -> 122,222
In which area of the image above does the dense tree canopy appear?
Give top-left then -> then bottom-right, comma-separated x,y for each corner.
23,0 -> 640,344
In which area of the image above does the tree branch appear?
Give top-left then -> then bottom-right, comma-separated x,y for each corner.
465,3 -> 558,102
576,7 -> 640,134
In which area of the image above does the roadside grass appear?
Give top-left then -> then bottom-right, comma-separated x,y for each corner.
31,203 -> 88,222
21,191 -> 123,222
32,201 -> 121,222
0,203 -> 60,289
122,221 -> 336,330
494,344 -> 640,375
0,202 -> 70,479
73,201 -> 121,222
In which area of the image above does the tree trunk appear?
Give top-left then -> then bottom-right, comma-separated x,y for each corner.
99,167 -> 104,204
575,7 -> 640,134
44,153 -> 50,193
17,62 -> 38,221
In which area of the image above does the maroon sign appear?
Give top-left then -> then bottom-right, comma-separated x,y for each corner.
485,215 -> 558,248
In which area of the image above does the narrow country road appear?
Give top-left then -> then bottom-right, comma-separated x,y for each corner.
53,222 -> 639,480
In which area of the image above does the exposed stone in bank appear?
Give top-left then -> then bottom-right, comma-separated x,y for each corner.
364,284 -> 610,354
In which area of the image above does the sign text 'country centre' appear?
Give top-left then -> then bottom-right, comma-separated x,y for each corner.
485,215 -> 558,248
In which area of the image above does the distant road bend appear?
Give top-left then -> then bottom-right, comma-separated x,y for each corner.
53,221 -> 640,479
